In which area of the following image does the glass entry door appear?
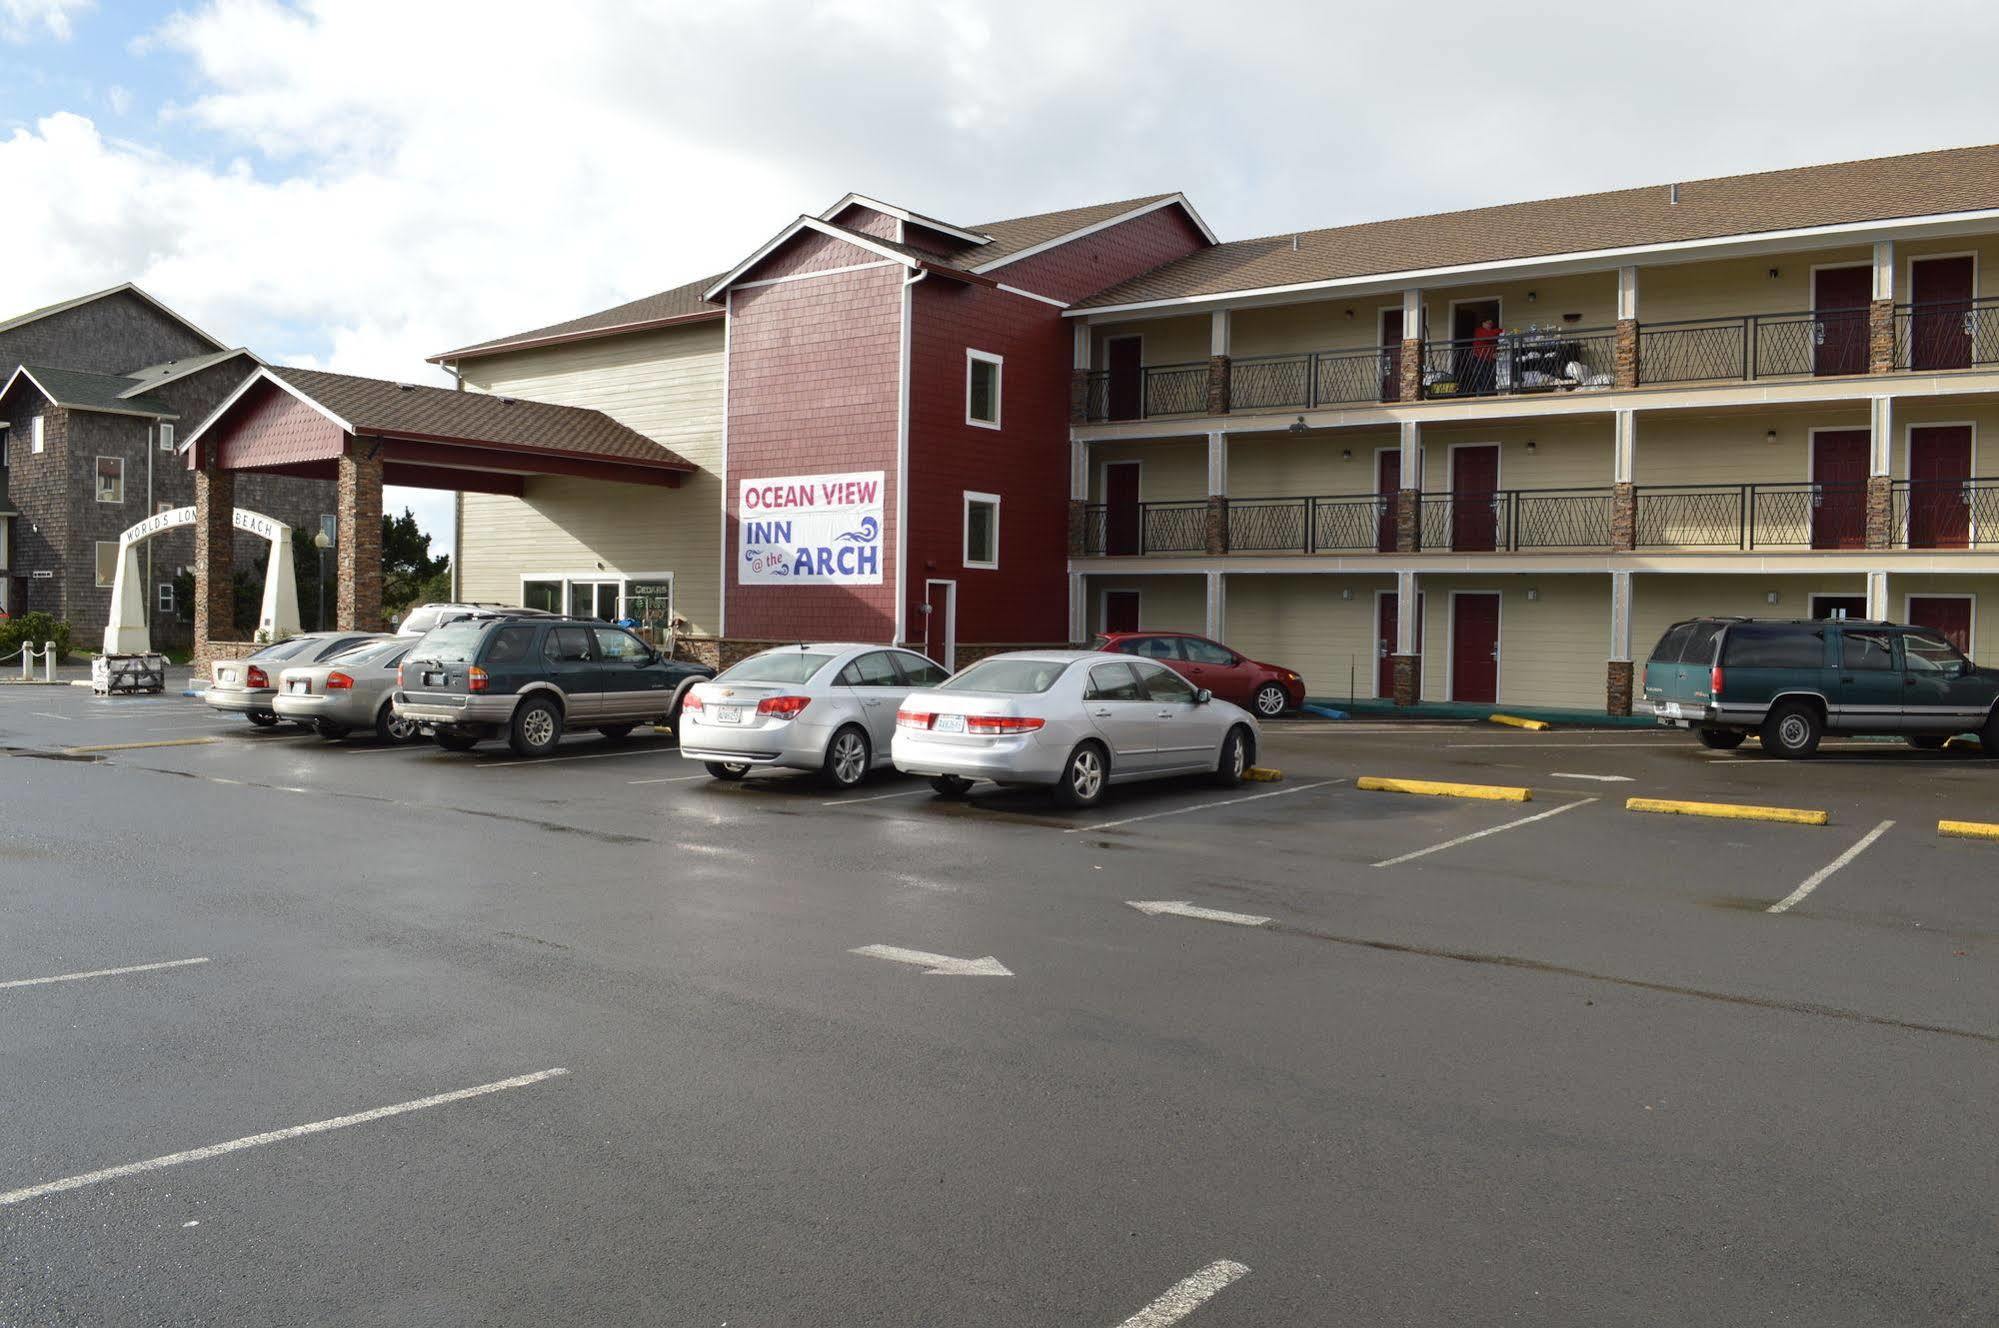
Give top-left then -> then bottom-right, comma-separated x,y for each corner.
569,581 -> 622,620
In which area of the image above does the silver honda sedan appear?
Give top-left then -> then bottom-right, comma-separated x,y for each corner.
273,637 -> 422,743
890,650 -> 1260,808
678,643 -> 952,789
204,631 -> 388,727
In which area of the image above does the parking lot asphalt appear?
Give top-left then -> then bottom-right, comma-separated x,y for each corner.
2,679 -> 1995,1325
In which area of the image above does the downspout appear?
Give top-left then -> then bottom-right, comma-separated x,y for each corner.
145,420 -> 154,640
895,267 -> 926,647
446,361 -> 462,601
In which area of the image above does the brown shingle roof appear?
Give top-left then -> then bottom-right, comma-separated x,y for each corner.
960,194 -> 1184,268
432,275 -> 724,363
1077,143 -> 1999,309
268,367 -> 692,470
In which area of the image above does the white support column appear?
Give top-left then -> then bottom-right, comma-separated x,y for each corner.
1206,431 -> 1228,497
1068,572 -> 1086,644
1616,266 -> 1640,321
1400,288 -> 1424,336
1865,570 -> 1890,621
1209,310 -> 1231,358
1398,420 -> 1422,481
1613,410 -> 1636,484
1872,241 -> 1896,302
1204,570 -> 1225,641
1395,569 -> 1419,657
1070,439 -> 1089,500
1869,397 -> 1894,476
1609,570 -> 1634,661
1073,322 -> 1091,371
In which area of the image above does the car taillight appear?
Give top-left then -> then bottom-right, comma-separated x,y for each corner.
896,708 -> 934,729
325,671 -> 354,690
757,695 -> 810,719
681,692 -> 704,712
467,665 -> 488,694
246,666 -> 268,689
396,665 -> 405,687
1710,666 -> 1725,698
966,715 -> 1046,735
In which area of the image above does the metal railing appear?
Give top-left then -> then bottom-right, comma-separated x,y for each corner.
1227,494 -> 1392,553
1230,347 -> 1395,410
1632,482 -> 1870,549
1637,308 -> 1873,384
1894,297 -> 1999,372
1418,328 -> 1618,400
1417,488 -> 1614,551
1892,477 -> 1999,548
1081,500 -> 1208,555
1080,362 -> 1209,422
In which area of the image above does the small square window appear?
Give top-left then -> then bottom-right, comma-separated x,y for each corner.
96,456 -> 124,503
95,541 -> 120,588
159,423 -> 176,452
31,415 -> 45,454
963,491 -> 1000,569
158,582 -> 176,613
966,350 -> 1002,429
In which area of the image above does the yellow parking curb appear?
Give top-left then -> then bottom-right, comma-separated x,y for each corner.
1243,767 -> 1284,782
1626,796 -> 1828,826
62,737 -> 221,755
1488,713 -> 1549,731
1357,776 -> 1532,803
1939,819 -> 1999,841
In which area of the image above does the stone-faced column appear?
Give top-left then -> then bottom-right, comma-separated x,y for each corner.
1605,659 -> 1635,717
1865,474 -> 1895,550
1614,321 -> 1640,389
336,446 -> 385,631
1204,496 -> 1230,555
1611,482 -> 1637,552
1205,356 -> 1231,415
1606,569 -> 1634,716
1390,653 -> 1420,706
1068,370 -> 1091,424
192,466 -> 236,655
1398,338 -> 1423,402
1067,499 -> 1088,556
1869,299 -> 1896,375
1395,490 -> 1421,553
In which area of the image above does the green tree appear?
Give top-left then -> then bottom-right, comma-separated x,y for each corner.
382,507 -> 451,620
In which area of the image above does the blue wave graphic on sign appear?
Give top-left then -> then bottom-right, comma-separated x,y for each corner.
836,517 -> 880,544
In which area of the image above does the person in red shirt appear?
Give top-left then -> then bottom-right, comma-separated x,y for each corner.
1469,316 -> 1503,394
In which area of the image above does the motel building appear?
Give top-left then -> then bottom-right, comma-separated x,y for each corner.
336,143 -> 1999,716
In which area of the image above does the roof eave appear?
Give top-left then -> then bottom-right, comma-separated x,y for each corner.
818,193 -> 992,245
970,194 -> 1216,276
428,308 -> 725,365
703,216 -> 923,302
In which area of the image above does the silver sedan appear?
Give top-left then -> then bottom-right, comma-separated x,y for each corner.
272,637 -> 423,743
678,643 -> 951,789
890,650 -> 1261,808
204,631 -> 388,727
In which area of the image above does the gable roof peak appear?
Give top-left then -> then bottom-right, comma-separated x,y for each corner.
0,282 -> 229,354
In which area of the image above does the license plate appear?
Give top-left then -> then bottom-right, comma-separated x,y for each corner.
424,672 -> 445,687
1658,701 -> 1683,718
288,680 -> 308,695
219,670 -> 235,684
933,713 -> 966,734
713,705 -> 741,725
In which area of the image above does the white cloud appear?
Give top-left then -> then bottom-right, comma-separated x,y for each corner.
0,0 -> 89,42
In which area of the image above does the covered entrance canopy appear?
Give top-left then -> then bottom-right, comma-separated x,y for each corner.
180,366 -> 692,655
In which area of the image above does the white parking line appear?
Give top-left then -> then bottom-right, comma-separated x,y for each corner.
628,773 -> 706,785
1113,1260 -> 1252,1327
1066,779 -> 1343,834
1373,798 -> 1598,868
1548,772 -> 1633,783
0,1067 -> 569,1207
0,957 -> 210,990
822,788 -> 929,807
475,746 -> 678,770
28,712 -> 73,722
1446,739 -> 1682,749
1767,819 -> 1896,915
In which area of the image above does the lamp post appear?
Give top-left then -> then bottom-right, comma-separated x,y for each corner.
312,530 -> 331,630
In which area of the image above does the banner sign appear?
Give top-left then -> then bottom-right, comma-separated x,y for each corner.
738,470 -> 884,585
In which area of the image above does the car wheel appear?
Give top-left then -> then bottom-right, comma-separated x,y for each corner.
1695,728 -> 1745,750
1253,683 -> 1289,718
667,679 -> 698,734
509,698 -> 563,758
929,775 -> 974,798
704,761 -> 749,781
1907,734 -> 1948,751
1212,726 -> 1251,787
1053,741 -> 1109,809
247,711 -> 279,728
1980,708 -> 1999,757
433,730 -> 480,752
375,703 -> 420,745
599,724 -> 635,743
822,725 -> 871,789
314,720 -> 351,740
1760,701 -> 1822,759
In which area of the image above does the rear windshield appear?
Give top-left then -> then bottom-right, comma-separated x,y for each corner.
327,639 -> 407,668
400,606 -> 447,635
1648,621 -> 1729,666
718,651 -> 834,685
411,622 -> 489,664
250,637 -> 316,662
1648,623 -> 1696,664
940,658 -> 1070,694
1721,625 -> 1826,669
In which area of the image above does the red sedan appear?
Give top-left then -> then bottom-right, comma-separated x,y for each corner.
1092,631 -> 1305,718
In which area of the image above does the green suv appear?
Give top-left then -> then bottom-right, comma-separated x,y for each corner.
1643,617 -> 1999,758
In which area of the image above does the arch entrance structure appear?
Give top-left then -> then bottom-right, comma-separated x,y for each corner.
103,506 -> 299,656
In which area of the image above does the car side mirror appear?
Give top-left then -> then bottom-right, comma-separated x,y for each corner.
1195,688 -> 1212,704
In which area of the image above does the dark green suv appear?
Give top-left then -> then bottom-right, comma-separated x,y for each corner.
1643,617 -> 1999,758
393,615 -> 713,756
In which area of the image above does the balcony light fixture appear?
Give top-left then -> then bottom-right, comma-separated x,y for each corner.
1766,430 -> 1778,443
1341,448 -> 1352,461
1768,267 -> 1781,279
1525,440 -> 1537,454
1341,588 -> 1353,600
1526,588 -> 1540,602
1766,591 -> 1781,605
1526,291 -> 1537,304
1288,416 -> 1309,434
1344,308 -> 1355,319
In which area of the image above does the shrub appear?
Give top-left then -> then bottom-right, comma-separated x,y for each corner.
0,611 -> 74,663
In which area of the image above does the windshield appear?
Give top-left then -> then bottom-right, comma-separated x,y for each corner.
400,607 -> 446,635
411,622 -> 489,664
717,650 -> 835,684
326,639 -> 408,668
939,658 -> 1070,694
249,637 -> 316,662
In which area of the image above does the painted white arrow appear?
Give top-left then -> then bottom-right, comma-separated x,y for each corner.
1548,771 -> 1634,783
1126,901 -> 1272,927
849,944 -> 1013,976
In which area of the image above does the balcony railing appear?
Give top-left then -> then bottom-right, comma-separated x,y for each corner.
1082,362 -> 1208,422
1419,328 -> 1618,400
1637,308 -> 1872,385
1632,482 -> 1871,550
1228,494 -> 1393,553
1230,348 -> 1395,411
1893,297 -> 1999,372
1892,477 -> 1999,548
1417,488 -> 1615,551
1081,500 -> 1207,555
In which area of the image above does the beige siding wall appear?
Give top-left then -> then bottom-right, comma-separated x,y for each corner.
454,322 -> 725,632
1417,418 -> 1614,491
1228,432 -> 1394,496
1639,245 -> 1871,323
1090,316 -> 1209,371
1230,301 -> 1390,359
1086,440 -> 1207,503
1224,573 -> 1395,700
1416,273 -> 1618,341
1886,574 -> 1999,663
1631,574 -> 1865,663
1083,574 -> 1205,636
1416,576 -> 1610,709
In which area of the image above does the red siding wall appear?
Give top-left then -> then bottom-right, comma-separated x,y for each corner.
751,227 -> 893,281
724,258 -> 905,640
993,205 -> 1210,304
904,278 -> 1070,648
206,381 -> 346,470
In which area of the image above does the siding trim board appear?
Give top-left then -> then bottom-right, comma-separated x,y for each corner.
972,194 -> 1217,274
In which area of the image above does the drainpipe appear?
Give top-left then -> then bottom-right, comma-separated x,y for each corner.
894,267 -> 926,648
145,420 -> 154,640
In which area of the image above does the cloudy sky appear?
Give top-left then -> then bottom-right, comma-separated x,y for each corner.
8,0 -> 1999,552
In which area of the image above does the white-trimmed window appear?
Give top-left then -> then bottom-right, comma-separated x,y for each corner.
94,541 -> 119,588
963,491 -> 1000,569
965,349 -> 1002,429
31,415 -> 45,454
95,456 -> 124,503
158,582 -> 176,613
159,422 -> 176,452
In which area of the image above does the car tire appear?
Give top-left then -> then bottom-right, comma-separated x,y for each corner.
1695,728 -> 1745,750
1907,734 -> 1949,751
1760,701 -> 1823,759
667,679 -> 698,735
433,730 -> 480,752
929,775 -> 974,798
599,724 -> 635,743
822,725 -> 871,789
1980,707 -> 1999,757
508,698 -> 563,758
313,720 -> 351,740
375,703 -> 420,745
1212,725 -> 1252,787
247,712 -> 279,728
1252,683 -> 1289,718
1052,741 -> 1109,809
704,761 -> 749,781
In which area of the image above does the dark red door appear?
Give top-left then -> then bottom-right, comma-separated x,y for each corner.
1813,266 -> 1871,376
1907,424 -> 1973,548
1103,590 -> 1140,633
1908,256 -> 1976,371
1376,450 -> 1401,552
1451,593 -> 1500,703
1907,596 -> 1973,656
1811,430 -> 1869,549
1379,309 -> 1404,401
1377,593 -> 1423,699
1451,445 -> 1500,551
1105,462 -> 1141,556
1106,337 -> 1142,420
